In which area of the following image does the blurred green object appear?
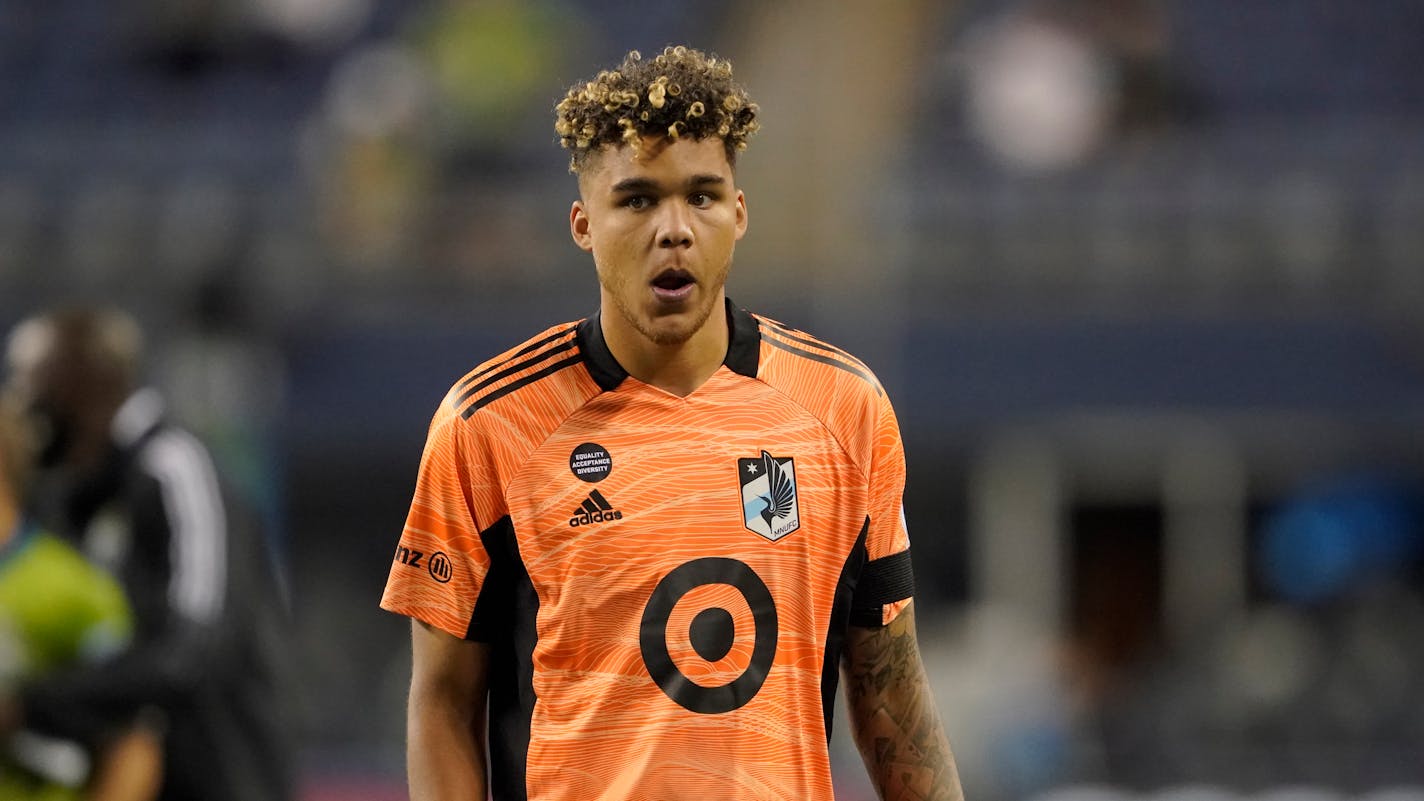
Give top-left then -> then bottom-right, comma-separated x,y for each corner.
0,523 -> 133,799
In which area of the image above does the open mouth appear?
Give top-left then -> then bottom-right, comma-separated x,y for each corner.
651,269 -> 695,300
652,269 -> 694,291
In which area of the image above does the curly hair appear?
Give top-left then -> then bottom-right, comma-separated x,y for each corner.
555,45 -> 759,173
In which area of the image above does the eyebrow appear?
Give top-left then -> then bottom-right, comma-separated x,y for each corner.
609,174 -> 727,194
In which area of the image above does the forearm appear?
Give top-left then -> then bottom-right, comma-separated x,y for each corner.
407,695 -> 488,801
88,723 -> 163,801
843,604 -> 964,801
407,620 -> 490,801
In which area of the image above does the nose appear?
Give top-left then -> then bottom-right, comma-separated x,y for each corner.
656,203 -> 693,249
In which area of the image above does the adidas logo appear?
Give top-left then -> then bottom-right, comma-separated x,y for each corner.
568,489 -> 623,527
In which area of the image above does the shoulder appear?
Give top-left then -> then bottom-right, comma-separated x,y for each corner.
126,423 -> 224,511
434,320 -> 602,436
749,312 -> 895,469
113,390 -> 221,487
753,312 -> 886,405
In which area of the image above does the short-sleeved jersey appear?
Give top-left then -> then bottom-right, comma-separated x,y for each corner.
381,300 -> 915,801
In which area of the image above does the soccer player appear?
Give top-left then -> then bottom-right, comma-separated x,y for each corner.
2,308 -> 294,801
382,45 -> 964,801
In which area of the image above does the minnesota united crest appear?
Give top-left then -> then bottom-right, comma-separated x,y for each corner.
738,451 -> 801,541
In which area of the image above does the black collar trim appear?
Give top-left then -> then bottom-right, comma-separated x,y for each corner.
723,299 -> 761,379
575,311 -> 627,391
575,298 -> 762,391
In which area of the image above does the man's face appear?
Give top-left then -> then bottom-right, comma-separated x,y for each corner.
570,136 -> 748,347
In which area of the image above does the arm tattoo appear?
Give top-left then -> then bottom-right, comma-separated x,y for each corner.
843,605 -> 964,801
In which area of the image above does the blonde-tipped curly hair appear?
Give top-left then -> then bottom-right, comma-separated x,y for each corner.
555,45 -> 759,173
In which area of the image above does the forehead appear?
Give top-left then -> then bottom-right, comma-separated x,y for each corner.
580,136 -> 733,190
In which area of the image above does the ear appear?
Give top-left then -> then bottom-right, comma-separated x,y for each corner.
570,200 -> 594,252
734,189 -> 748,241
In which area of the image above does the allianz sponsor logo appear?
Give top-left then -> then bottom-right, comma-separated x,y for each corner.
393,544 -> 452,583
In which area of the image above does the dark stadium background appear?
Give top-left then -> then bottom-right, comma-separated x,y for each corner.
2,1 -> 1422,799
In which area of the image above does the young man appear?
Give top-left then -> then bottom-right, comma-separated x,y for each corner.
382,46 -> 963,801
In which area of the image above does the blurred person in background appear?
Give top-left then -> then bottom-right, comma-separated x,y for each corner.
1,308 -> 294,801
961,0 -> 1176,172
381,45 -> 963,800
0,399 -> 162,801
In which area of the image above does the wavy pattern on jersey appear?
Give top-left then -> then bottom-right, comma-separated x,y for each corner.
756,315 -> 870,365
493,368 -> 876,800
385,310 -> 916,799
752,314 -> 913,571
455,324 -> 578,395
756,316 -> 882,395
752,318 -> 883,481
455,323 -> 586,419
383,401 -> 489,636
383,321 -> 603,640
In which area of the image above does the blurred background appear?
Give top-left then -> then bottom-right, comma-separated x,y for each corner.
1,0 -> 1422,799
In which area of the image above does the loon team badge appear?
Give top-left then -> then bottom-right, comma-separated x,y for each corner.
738,450 -> 801,541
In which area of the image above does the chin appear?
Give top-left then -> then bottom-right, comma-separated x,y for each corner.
617,292 -> 719,347
641,321 -> 698,347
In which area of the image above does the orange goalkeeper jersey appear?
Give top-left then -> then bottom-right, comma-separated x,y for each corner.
381,300 -> 915,801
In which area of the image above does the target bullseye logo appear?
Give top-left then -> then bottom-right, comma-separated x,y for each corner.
639,557 -> 778,714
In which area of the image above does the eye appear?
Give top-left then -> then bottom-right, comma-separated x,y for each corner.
688,192 -> 713,208
623,195 -> 653,210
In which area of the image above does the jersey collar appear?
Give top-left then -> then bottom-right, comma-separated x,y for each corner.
576,298 -> 762,392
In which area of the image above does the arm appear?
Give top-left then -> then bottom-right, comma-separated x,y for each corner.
408,619 -> 489,801
843,602 -> 964,801
87,721 -> 164,801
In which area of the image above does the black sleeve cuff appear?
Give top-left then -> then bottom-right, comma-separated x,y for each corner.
848,548 -> 914,628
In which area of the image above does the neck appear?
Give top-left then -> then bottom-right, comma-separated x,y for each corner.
601,297 -> 730,398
